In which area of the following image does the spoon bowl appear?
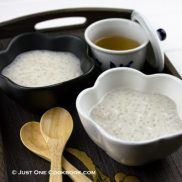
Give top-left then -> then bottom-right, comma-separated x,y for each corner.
20,121 -> 50,160
40,107 -> 73,140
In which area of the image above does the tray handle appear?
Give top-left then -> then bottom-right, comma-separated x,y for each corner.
34,16 -> 87,31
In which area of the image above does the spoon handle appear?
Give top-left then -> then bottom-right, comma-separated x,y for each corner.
49,144 -> 63,182
62,157 -> 92,182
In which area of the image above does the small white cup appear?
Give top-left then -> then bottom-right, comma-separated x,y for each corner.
85,18 -> 149,70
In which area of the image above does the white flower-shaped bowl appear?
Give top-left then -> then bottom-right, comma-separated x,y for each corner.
76,68 -> 182,166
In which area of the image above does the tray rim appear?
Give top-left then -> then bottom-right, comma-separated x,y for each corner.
0,7 -> 133,27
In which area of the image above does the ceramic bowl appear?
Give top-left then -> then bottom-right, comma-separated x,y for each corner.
0,32 -> 100,112
76,67 -> 182,166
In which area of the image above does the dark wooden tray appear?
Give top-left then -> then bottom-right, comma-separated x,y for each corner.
0,8 -> 182,182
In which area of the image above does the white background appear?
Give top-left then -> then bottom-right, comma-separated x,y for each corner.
0,0 -> 182,75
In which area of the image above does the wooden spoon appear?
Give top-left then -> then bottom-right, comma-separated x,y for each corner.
40,107 -> 73,182
20,122 -> 91,182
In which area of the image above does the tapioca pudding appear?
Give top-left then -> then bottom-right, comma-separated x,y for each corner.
90,87 -> 182,142
2,50 -> 83,87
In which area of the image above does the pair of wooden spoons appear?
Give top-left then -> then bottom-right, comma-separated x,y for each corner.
20,107 -> 91,182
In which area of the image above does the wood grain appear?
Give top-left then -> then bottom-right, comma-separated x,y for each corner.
40,108 -> 73,182
0,8 -> 181,182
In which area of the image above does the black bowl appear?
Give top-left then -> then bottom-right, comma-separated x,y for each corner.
0,32 -> 100,112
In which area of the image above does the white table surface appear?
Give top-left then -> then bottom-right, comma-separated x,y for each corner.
0,0 -> 182,75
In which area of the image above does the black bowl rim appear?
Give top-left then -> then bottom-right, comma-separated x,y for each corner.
0,32 -> 96,90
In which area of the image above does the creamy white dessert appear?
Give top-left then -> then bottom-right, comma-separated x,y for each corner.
90,87 -> 182,142
2,50 -> 83,87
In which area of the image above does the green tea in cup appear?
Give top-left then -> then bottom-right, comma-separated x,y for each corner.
95,36 -> 140,51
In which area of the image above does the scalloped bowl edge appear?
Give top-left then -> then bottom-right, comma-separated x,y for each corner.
76,67 -> 182,166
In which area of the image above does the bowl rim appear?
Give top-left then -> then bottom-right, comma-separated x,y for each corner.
84,18 -> 149,55
76,67 -> 182,146
0,32 -> 96,90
